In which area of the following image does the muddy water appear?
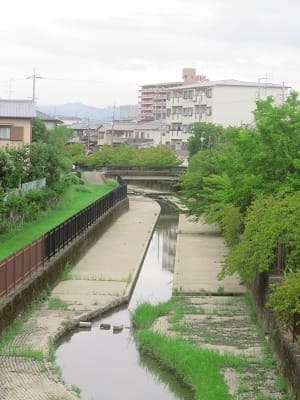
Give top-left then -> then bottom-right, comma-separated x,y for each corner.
56,213 -> 193,400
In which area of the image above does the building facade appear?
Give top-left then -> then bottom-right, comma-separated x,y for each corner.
98,120 -> 165,147
164,80 -> 289,149
0,100 -> 36,147
138,68 -> 207,122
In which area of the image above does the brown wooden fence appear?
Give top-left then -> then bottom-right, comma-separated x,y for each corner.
0,237 -> 44,297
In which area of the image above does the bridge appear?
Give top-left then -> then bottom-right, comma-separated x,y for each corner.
103,166 -> 187,190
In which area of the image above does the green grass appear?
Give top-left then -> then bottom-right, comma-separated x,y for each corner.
60,263 -> 72,281
132,296 -> 292,400
0,181 -> 117,260
0,316 -> 31,354
48,297 -> 69,310
137,330 -> 247,400
131,299 -> 174,329
6,345 -> 43,360
71,385 -> 81,397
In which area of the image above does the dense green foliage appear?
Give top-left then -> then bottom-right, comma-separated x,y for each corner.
187,122 -> 227,156
179,93 -> 300,287
0,120 -> 75,235
76,144 -> 180,168
0,180 -> 117,260
222,193 -> 300,281
268,272 -> 300,330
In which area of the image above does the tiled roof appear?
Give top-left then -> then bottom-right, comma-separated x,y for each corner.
0,99 -> 36,118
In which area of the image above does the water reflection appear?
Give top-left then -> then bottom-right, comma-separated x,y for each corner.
56,213 -> 193,400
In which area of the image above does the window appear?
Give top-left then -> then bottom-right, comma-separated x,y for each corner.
0,126 -> 11,139
167,92 -> 171,101
206,107 -> 212,116
206,88 -> 212,98
183,90 -> 193,99
166,108 -> 171,117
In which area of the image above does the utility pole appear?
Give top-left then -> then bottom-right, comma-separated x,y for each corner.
111,105 -> 115,145
26,69 -> 45,102
282,81 -> 286,104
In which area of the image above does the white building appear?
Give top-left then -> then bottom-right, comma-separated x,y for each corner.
164,79 -> 289,149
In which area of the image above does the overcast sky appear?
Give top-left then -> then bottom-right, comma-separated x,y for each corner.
1,0 -> 299,107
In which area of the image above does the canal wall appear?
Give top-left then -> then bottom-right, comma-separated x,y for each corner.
249,273 -> 300,400
0,198 -> 129,337
0,196 -> 160,400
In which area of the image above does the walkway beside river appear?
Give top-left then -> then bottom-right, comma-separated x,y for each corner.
0,196 -> 160,400
173,214 -> 245,295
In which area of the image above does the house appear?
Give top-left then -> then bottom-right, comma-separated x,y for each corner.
36,110 -> 62,129
98,120 -> 165,148
164,79 -> 290,149
0,99 -> 36,147
70,122 -> 102,150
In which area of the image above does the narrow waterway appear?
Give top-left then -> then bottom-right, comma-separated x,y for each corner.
56,209 -> 193,400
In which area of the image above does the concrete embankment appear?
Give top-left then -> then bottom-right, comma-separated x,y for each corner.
0,196 -> 160,400
173,214 -> 245,295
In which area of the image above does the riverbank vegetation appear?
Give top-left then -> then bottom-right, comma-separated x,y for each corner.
0,179 -> 117,261
132,296 -> 290,400
73,143 -> 181,168
179,92 -> 300,333
0,120 -> 118,260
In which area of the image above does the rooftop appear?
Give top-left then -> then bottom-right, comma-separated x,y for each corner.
36,110 -> 62,122
167,79 -> 289,91
0,99 -> 36,118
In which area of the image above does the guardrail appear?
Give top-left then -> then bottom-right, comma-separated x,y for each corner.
0,177 -> 127,298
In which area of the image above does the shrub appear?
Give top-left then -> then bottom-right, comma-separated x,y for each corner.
62,173 -> 84,186
267,272 -> 300,327
221,205 -> 243,246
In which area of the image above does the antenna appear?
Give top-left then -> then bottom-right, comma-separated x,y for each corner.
26,69 -> 45,102
257,73 -> 272,100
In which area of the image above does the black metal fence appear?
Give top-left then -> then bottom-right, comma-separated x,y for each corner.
0,177 -> 127,298
44,176 -> 127,261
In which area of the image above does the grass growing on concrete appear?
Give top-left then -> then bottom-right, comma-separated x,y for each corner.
137,330 -> 246,400
0,180 -> 117,260
132,296 -> 292,400
60,263 -> 73,281
48,297 -> 69,310
6,345 -> 44,360
131,299 -> 174,329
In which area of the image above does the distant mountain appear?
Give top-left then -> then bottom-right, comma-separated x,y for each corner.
38,103 -> 138,122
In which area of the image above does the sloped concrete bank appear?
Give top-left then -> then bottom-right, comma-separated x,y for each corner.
0,196 -> 160,400
250,273 -> 300,400
171,215 -> 296,399
0,198 -> 129,337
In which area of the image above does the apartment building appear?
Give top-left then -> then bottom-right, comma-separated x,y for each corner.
164,79 -> 289,149
138,68 -> 207,122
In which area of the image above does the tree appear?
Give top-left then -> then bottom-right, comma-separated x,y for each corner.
31,118 -> 48,142
187,122 -> 226,157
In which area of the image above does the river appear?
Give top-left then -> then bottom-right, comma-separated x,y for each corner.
56,209 -> 193,400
